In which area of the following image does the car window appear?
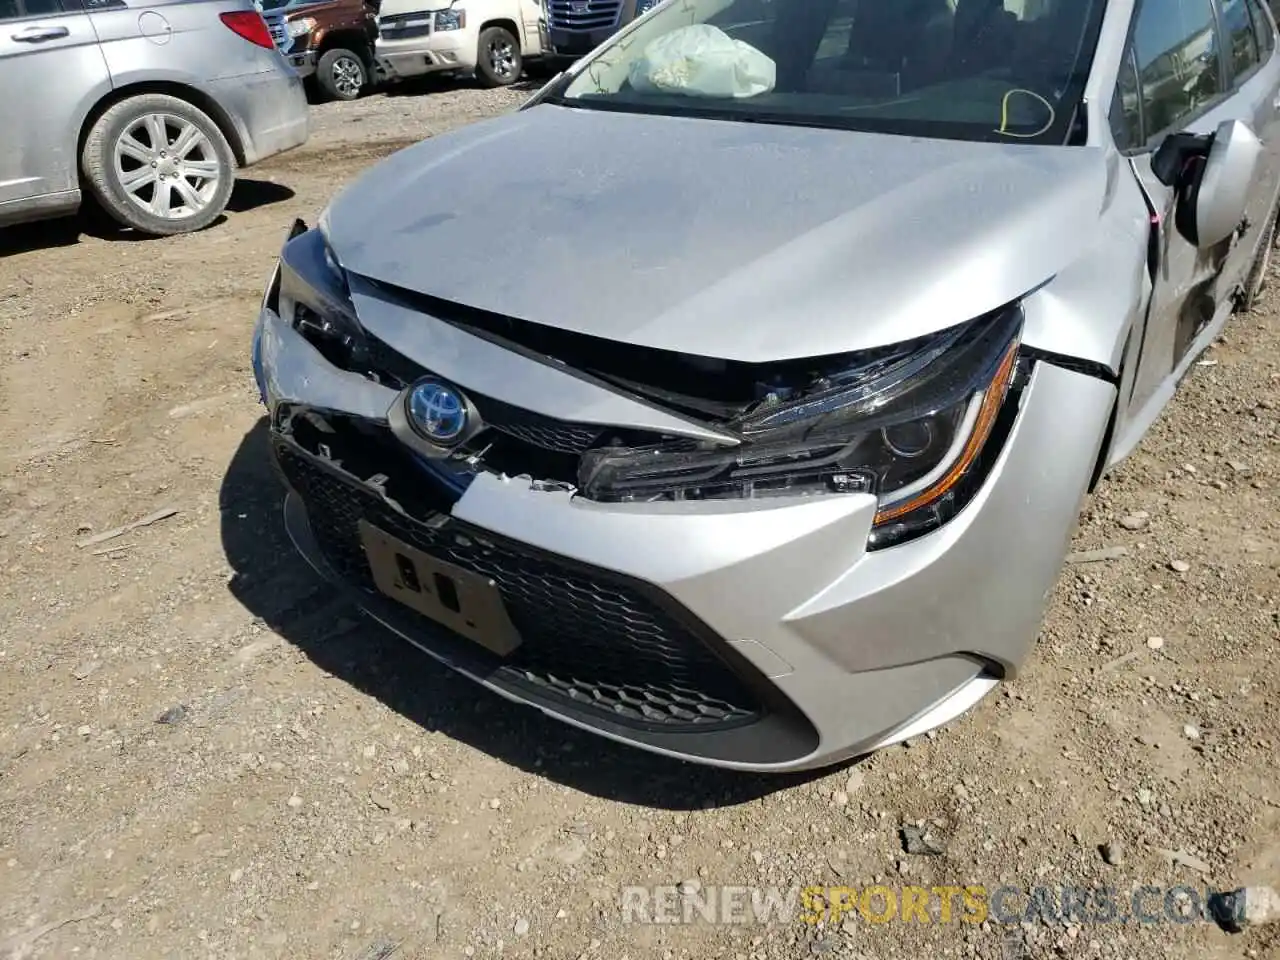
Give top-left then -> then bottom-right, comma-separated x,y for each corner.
553,0 -> 1109,146
0,0 -> 20,17
1131,0 -> 1225,138
21,0 -> 66,12
1247,0 -> 1276,55
1223,0 -> 1262,78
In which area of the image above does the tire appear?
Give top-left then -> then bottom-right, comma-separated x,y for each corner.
317,48 -> 368,101
80,93 -> 236,237
475,26 -> 522,87
1237,205 -> 1278,313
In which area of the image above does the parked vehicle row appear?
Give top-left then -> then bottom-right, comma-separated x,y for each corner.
1,0 -> 309,235
259,0 -> 548,101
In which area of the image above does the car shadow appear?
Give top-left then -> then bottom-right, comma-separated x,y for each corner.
0,216 -> 90,255
227,178 -> 296,214
0,180 -> 294,254
0,208 -> 164,250
219,419 -> 830,808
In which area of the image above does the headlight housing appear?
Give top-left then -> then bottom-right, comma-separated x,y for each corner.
635,0 -> 663,15
276,220 -> 367,372
286,15 -> 316,37
434,5 -> 465,30
578,307 -> 1024,549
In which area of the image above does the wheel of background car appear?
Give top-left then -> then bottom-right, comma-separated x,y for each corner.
80,93 -> 236,237
318,48 -> 367,101
1237,203 -> 1278,313
475,26 -> 522,87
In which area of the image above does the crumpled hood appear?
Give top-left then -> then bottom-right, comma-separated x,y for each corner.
325,104 -> 1112,362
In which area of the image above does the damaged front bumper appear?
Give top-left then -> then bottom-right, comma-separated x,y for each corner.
251,251 -> 1116,773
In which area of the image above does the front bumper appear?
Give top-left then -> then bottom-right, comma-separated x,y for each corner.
286,49 -> 316,79
376,32 -> 474,80
545,24 -> 616,56
252,279 -> 1115,772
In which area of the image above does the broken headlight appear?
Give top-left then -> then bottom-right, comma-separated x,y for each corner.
277,220 -> 366,370
577,306 -> 1023,548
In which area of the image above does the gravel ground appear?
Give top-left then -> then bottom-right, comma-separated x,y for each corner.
0,80 -> 1278,960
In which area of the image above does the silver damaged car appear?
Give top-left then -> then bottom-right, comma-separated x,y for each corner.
252,0 -> 1280,771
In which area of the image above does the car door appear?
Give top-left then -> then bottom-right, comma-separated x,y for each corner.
0,0 -> 111,211
1116,0 -> 1280,422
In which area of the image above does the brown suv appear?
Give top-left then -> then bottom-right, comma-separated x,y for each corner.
263,0 -> 380,101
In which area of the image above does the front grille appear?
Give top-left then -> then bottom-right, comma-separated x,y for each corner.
470,393 -> 604,454
266,16 -> 288,49
361,333 -> 606,455
378,11 -> 433,39
547,0 -> 622,30
276,441 -> 763,729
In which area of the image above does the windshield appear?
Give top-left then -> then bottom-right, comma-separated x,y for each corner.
551,0 -> 1107,144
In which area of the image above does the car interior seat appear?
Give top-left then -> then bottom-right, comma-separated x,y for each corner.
950,0 -> 1019,77
803,0 -> 955,97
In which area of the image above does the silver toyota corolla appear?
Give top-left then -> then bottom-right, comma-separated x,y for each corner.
252,0 -> 1280,771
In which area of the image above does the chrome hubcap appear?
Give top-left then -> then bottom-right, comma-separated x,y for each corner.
332,56 -> 364,96
114,114 -> 221,221
489,40 -> 516,77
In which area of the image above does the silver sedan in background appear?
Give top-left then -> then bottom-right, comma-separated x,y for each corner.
254,0 -> 1280,772
0,0 -> 308,235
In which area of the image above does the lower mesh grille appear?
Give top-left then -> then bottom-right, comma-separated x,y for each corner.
276,441 -> 763,729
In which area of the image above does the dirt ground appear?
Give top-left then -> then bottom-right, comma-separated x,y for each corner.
1,78 -> 1278,960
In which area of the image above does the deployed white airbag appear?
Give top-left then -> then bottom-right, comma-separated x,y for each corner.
627,23 -> 776,98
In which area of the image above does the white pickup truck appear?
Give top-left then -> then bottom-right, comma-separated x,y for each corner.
374,0 -> 546,87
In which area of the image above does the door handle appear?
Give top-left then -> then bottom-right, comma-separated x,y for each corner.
11,24 -> 70,41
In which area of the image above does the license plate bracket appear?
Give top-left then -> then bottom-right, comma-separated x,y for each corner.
359,519 -> 522,656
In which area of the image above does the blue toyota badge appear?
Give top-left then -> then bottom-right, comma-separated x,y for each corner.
407,380 -> 468,445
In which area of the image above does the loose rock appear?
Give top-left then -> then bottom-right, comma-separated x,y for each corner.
900,824 -> 944,856
1100,841 -> 1124,866
1119,512 -> 1150,530
155,704 -> 188,725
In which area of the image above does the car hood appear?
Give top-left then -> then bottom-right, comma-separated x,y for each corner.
325,104 -> 1113,362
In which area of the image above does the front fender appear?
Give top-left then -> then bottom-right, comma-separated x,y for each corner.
1020,151 -> 1153,374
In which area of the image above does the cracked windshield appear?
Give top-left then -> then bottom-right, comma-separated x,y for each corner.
556,0 -> 1108,142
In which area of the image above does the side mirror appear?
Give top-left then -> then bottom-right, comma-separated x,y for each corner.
1152,119 -> 1263,249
